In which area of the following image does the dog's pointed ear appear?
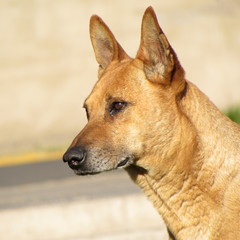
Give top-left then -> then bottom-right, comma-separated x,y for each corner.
90,15 -> 130,77
136,7 -> 185,89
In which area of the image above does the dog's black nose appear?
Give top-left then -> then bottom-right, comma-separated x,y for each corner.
63,146 -> 87,169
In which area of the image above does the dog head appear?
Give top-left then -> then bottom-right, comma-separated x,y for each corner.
63,7 -> 187,176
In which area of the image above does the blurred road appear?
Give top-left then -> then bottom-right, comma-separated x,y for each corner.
0,160 -> 140,209
0,160 -> 168,240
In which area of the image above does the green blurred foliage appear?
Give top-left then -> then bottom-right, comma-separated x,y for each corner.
224,105 -> 240,124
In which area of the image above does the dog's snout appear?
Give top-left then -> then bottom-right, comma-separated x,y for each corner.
63,146 -> 87,169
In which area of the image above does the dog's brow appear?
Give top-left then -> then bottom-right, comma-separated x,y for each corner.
107,95 -> 124,103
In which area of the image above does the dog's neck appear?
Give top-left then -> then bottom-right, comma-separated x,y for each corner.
126,160 -> 213,239
126,116 -> 209,239
126,81 -> 240,239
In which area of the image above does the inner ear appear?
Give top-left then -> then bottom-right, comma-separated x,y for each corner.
90,15 -> 130,75
136,7 -> 186,97
136,7 -> 178,85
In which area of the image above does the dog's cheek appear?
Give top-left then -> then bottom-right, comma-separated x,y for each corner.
124,126 -> 144,157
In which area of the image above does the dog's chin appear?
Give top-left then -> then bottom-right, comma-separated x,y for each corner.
74,170 -> 101,176
72,156 -> 134,176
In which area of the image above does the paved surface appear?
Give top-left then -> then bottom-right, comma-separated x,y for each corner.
0,159 -> 72,187
0,161 -> 168,240
0,160 -> 140,209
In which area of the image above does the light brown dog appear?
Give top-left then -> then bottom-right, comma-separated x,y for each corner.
63,7 -> 240,240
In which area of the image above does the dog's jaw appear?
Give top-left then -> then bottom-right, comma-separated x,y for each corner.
72,155 -> 135,176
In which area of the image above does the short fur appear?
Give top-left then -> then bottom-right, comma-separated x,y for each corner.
63,7 -> 240,240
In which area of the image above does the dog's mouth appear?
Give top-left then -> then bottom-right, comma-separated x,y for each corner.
117,157 -> 132,168
73,156 -> 133,176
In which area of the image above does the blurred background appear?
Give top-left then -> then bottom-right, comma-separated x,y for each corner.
0,0 -> 239,239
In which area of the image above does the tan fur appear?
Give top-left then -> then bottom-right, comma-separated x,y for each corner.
63,7 -> 240,240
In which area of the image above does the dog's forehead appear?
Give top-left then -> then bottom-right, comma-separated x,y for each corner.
85,59 -> 146,105
101,59 -> 144,87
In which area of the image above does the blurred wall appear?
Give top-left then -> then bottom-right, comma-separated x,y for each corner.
0,0 -> 240,156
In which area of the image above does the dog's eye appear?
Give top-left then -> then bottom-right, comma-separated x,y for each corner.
109,102 -> 127,116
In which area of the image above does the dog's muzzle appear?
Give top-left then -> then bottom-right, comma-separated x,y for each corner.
63,146 -> 87,170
